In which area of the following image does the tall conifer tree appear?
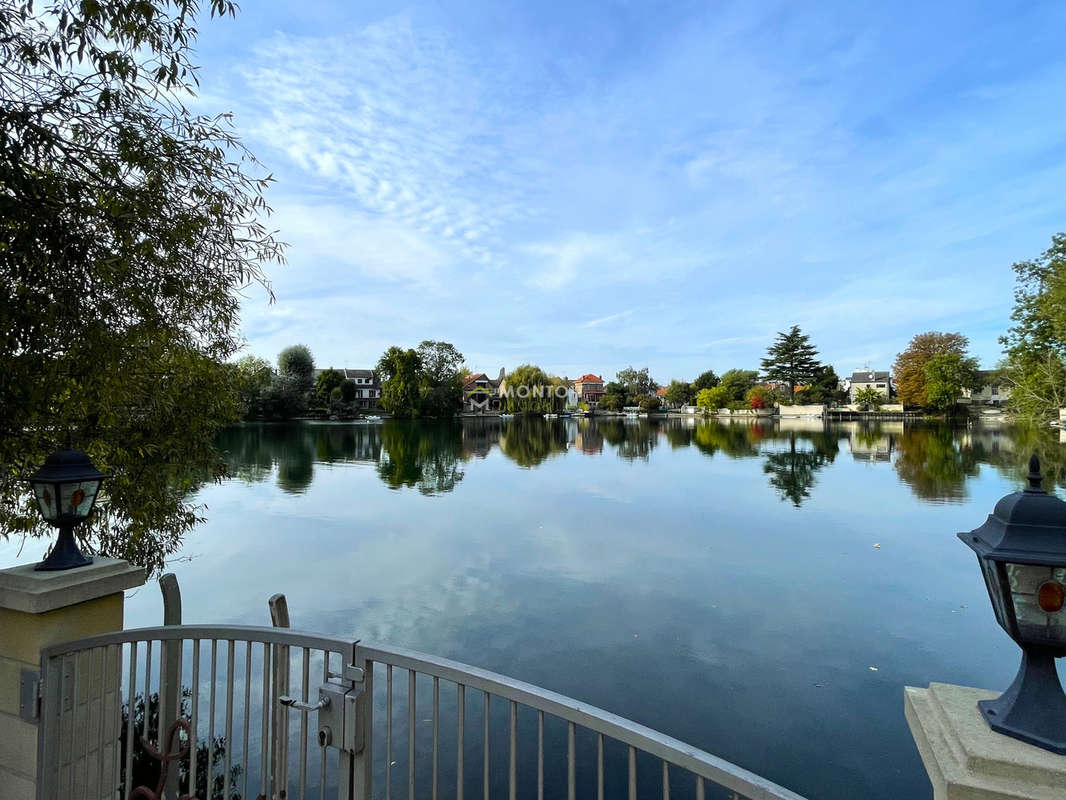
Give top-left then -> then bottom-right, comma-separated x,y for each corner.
760,325 -> 821,399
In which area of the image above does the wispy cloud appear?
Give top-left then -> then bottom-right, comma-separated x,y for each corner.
192,0 -> 1066,378
583,309 -> 635,328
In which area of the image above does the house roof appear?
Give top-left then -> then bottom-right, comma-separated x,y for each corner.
849,370 -> 890,383
313,368 -> 379,383
656,387 -> 668,397
462,373 -> 499,390
575,374 -> 603,383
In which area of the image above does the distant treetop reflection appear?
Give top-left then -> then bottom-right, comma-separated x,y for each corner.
215,418 -> 1066,509
763,431 -> 840,507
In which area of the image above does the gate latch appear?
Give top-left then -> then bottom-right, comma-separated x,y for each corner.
314,681 -> 365,753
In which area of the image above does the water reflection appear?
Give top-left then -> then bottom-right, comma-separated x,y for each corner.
763,432 -> 839,507
217,418 -> 1066,507
498,416 -> 569,467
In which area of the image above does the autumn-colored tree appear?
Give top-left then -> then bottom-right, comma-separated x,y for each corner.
892,332 -> 971,406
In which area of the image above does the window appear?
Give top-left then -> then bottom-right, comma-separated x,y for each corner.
992,385 -> 1000,396
876,383 -> 885,388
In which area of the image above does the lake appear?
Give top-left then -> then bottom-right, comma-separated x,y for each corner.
4,417 -> 1063,799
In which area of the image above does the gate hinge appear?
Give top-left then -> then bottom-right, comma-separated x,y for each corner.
19,668 -> 41,724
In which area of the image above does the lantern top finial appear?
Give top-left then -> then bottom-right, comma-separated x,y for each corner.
1026,453 -> 1045,493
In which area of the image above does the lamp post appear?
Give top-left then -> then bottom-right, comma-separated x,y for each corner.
27,449 -> 109,571
958,453 -> 1066,754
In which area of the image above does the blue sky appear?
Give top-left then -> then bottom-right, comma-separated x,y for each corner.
192,0 -> 1066,382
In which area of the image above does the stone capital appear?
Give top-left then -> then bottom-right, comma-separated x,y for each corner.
906,682 -> 1066,799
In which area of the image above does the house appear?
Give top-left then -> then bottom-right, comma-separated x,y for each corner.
848,370 -> 892,401
461,369 -> 505,412
572,374 -> 605,407
313,368 -> 381,408
962,370 -> 1011,408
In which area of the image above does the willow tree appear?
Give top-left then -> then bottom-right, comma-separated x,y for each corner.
0,1 -> 283,572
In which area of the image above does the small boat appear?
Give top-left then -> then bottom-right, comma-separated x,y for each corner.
500,413 -> 514,418
543,413 -> 559,419
365,415 -> 382,422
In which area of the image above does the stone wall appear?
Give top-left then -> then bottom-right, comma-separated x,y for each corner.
778,405 -> 826,417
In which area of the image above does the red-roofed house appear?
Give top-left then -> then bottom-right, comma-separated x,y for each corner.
572,374 -> 605,407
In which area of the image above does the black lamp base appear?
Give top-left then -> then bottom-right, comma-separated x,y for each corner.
35,526 -> 93,571
978,646 -> 1066,754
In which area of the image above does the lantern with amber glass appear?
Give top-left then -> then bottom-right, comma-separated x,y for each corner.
27,449 -> 109,571
959,454 -> 1066,753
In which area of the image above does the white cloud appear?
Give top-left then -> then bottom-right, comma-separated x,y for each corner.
271,200 -> 450,286
523,233 -> 627,290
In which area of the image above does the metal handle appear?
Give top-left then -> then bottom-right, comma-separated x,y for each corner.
279,694 -> 331,713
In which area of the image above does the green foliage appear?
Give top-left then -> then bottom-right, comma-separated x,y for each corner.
314,368 -> 346,407
795,365 -> 846,405
893,332 -> 970,407
340,379 -> 357,403
278,345 -> 315,393
379,348 -> 422,418
615,366 -> 658,406
663,380 -> 694,408
502,364 -> 563,413
691,370 -> 719,392
718,369 -> 759,402
417,341 -> 464,387
233,355 -> 272,418
696,386 -> 729,410
601,381 -> 626,411
637,394 -> 660,413
1001,234 -> 1066,422
417,341 -> 464,417
923,353 -> 980,413
853,386 -> 884,409
260,374 -> 307,420
0,0 -> 283,568
760,325 -> 820,399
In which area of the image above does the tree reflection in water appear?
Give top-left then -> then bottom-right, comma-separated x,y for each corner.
597,419 -> 659,461
893,425 -> 981,502
213,417 -> 1066,513
763,431 -> 839,507
378,421 -> 465,494
498,416 -> 569,467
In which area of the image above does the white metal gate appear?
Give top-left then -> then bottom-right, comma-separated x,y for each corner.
36,624 -> 368,800
35,595 -> 806,800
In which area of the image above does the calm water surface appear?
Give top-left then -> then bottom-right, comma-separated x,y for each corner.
6,417 -> 1065,799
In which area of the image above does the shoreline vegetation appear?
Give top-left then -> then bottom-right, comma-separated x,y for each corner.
235,233 -> 1066,427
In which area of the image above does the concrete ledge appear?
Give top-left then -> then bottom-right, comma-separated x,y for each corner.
778,405 -> 826,417
905,682 -> 1066,799
0,558 -> 144,614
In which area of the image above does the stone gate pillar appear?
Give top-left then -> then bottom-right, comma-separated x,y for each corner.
0,558 -> 145,800
906,682 -> 1066,799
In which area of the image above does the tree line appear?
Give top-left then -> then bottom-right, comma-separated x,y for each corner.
231,341 -> 467,420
